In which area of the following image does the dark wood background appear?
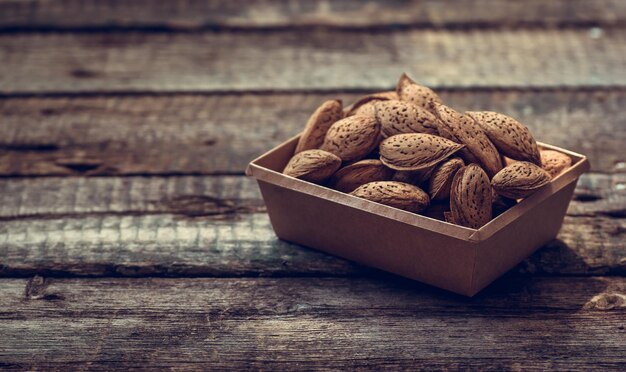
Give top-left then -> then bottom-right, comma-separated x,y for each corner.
0,0 -> 625,370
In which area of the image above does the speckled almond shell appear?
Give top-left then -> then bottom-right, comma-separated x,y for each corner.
351,101 -> 378,118
396,73 -> 443,110
428,157 -> 465,200
467,111 -> 541,165
283,149 -> 342,183
540,150 -> 572,178
350,181 -> 430,213
450,164 -> 493,229
295,99 -> 344,153
375,100 -> 439,137
379,133 -> 465,171
491,161 -> 552,199
391,165 -> 436,186
430,103 -> 503,178
320,115 -> 381,162
329,159 -> 393,193
345,91 -> 398,116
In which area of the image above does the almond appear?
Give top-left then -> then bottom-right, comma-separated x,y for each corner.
295,99 -> 344,153
375,100 -> 439,137
283,149 -> 342,183
541,150 -> 572,178
350,181 -> 430,213
351,101 -> 378,118
396,73 -> 443,110
379,133 -> 464,171
329,159 -> 393,193
493,194 -> 517,217
491,161 -> 552,199
467,111 -> 541,165
428,157 -> 465,200
450,164 -> 493,229
345,91 -> 398,116
430,103 -> 503,178
392,165 -> 436,186
320,115 -> 381,162
423,202 -> 450,221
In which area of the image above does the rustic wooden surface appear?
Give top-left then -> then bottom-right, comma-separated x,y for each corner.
0,1 -> 625,370
1,0 -> 626,30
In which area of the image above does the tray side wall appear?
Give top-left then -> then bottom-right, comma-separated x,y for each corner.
257,180 -> 476,296
470,180 -> 579,295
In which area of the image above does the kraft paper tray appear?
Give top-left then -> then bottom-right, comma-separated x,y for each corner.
246,135 -> 589,296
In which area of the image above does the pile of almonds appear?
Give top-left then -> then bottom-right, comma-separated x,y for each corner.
283,73 -> 572,229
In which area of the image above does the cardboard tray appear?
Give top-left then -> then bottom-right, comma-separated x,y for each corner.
246,135 -> 589,296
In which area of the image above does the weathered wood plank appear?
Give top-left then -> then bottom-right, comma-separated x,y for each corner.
0,174 -> 623,220
1,0 -> 624,30
0,276 -> 624,369
0,29 -> 624,94
1,89 -> 624,175
0,213 -> 622,277
0,174 -> 623,277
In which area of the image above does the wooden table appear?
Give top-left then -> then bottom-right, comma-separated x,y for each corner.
1,1 -> 625,369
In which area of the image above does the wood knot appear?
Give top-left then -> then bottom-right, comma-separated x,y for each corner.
24,275 -> 65,302
583,293 -> 626,311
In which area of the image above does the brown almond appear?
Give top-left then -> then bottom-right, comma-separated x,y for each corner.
396,73 -> 443,110
428,157 -> 465,200
345,91 -> 398,116
430,103 -> 503,178
541,150 -> 572,178
283,149 -> 342,183
392,165 -> 436,186
350,181 -> 430,213
422,202 -> 450,221
379,133 -> 464,171
375,100 -> 439,137
504,157 -> 517,166
295,99 -> 344,153
493,194 -> 517,217
467,111 -> 541,165
329,159 -> 393,193
351,101 -> 378,118
491,161 -> 552,199
450,164 -> 493,229
320,115 -> 381,162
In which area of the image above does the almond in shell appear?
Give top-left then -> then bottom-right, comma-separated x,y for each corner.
345,91 -> 398,116
283,149 -> 342,183
491,161 -> 551,199
329,159 -> 393,193
375,100 -> 439,137
450,164 -> 493,229
295,99 -> 344,153
379,133 -> 464,171
396,73 -> 443,110
428,157 -> 465,200
320,115 -> 381,162
392,165 -> 436,186
350,181 -> 430,213
467,111 -> 541,165
540,150 -> 572,178
430,103 -> 503,178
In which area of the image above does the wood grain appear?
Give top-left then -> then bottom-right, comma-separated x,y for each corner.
0,175 -> 623,278
1,0 -> 625,30
1,89 -> 624,176
0,29 -> 624,94
0,276 -> 624,369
